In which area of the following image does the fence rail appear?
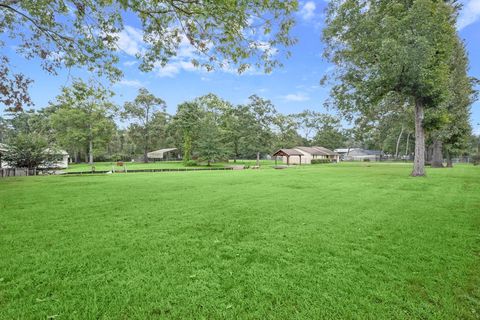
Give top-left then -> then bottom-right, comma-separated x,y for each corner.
0,166 -> 236,178
65,167 -> 234,175
0,167 -> 38,178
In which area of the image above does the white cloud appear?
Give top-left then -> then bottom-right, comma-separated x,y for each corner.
458,0 -> 480,30
282,93 -> 310,102
300,1 -> 316,20
123,60 -> 138,67
116,26 -> 144,56
117,79 -> 144,87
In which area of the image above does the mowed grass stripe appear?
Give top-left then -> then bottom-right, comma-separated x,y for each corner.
0,163 -> 479,319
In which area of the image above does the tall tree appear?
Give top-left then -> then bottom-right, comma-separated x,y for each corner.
0,1 -> 297,111
172,101 -> 203,163
323,0 -> 459,176
122,88 -> 166,162
221,104 -> 252,162
244,95 -> 277,166
273,114 -> 304,150
197,113 -> 227,166
50,80 -> 116,164
439,40 -> 477,167
311,114 -> 346,150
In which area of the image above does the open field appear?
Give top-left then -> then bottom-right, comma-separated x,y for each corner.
64,160 -> 278,172
1,163 -> 479,319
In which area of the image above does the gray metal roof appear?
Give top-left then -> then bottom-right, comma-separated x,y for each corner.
295,146 -> 337,156
147,148 -> 178,158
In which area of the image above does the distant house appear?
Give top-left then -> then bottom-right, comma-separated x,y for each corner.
334,148 -> 383,161
44,148 -> 70,169
147,148 -> 179,161
0,144 -> 69,169
272,146 -> 339,165
0,143 -> 7,168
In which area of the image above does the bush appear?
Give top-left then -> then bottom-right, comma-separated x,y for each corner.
311,159 -> 331,164
363,158 -> 371,162
473,154 -> 480,166
184,160 -> 198,167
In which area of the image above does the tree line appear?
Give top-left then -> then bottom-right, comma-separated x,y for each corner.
1,78 -> 478,169
1,1 -> 478,173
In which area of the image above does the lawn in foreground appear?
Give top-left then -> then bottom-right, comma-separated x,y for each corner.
0,163 -> 479,319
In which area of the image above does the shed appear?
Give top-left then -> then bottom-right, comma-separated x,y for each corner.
147,148 -> 178,161
272,149 -> 304,165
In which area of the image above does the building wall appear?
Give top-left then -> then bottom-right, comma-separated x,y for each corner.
280,150 -> 337,165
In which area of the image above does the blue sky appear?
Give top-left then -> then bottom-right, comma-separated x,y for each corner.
4,0 -> 480,133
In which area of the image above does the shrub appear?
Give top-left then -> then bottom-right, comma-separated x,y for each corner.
473,154 -> 480,166
363,158 -> 371,162
311,159 -> 331,164
184,160 -> 197,167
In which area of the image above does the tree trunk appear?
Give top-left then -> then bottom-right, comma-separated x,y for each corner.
395,125 -> 404,159
446,151 -> 453,168
74,150 -> 79,163
405,132 -> 410,158
411,99 -> 426,176
183,133 -> 192,163
256,152 -> 260,167
143,147 -> 149,163
88,139 -> 93,165
233,142 -> 238,163
144,113 -> 150,163
431,138 -> 444,168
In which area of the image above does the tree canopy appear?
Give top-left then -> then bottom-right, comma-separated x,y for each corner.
322,0 -> 463,176
0,0 -> 298,110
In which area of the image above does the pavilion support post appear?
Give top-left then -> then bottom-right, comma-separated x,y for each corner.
287,156 -> 290,166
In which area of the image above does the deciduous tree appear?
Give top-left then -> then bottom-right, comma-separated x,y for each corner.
122,88 -> 166,162
0,0 -> 298,110
50,80 -> 116,164
323,0 -> 459,176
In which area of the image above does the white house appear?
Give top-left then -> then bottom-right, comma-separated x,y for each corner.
0,143 -> 7,168
272,146 -> 339,165
334,148 -> 383,161
0,144 -> 69,169
44,148 -> 70,169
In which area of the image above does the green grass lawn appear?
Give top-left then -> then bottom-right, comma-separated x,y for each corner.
65,159 -> 277,172
1,163 -> 479,319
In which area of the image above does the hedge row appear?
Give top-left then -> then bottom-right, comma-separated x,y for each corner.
311,159 -> 332,164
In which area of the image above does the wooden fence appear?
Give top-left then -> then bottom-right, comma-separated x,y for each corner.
65,167 -> 235,175
1,166 -> 236,178
0,167 -> 38,178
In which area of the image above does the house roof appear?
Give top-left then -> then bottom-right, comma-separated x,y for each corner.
147,148 -> 178,158
44,148 -> 69,155
312,146 -> 337,156
296,146 -> 338,156
0,144 -> 67,155
347,149 -> 383,156
272,149 -> 304,157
